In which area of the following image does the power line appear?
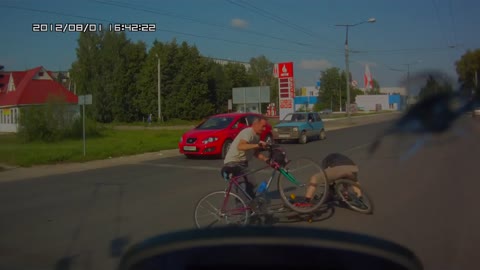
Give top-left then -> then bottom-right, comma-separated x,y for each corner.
154,27 -> 340,56
448,0 -> 459,50
227,0 -> 313,37
352,46 -> 455,55
0,4 -> 116,24
430,0 -> 458,65
91,0 -> 343,55
431,0 -> 450,46
238,0 -> 318,37
227,0 -> 343,52
0,3 -> 345,58
91,0 -> 326,50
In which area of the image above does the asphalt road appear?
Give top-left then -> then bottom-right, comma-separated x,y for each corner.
0,116 -> 479,270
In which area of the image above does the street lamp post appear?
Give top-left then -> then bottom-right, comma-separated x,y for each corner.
403,60 -> 421,107
336,18 -> 376,122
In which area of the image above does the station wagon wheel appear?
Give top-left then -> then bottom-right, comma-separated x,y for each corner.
320,129 -> 326,140
299,131 -> 307,144
221,139 -> 232,159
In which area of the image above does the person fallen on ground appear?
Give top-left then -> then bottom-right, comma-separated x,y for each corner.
295,153 -> 363,207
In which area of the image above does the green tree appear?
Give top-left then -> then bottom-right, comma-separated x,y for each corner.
314,67 -> 363,112
69,31 -> 103,120
316,67 -> 344,111
121,40 -> 147,121
135,40 -> 164,120
70,31 -> 147,123
455,49 -> 480,89
205,60 -> 229,113
455,49 -> 480,97
269,76 -> 279,108
248,55 -> 273,86
171,42 -> 215,120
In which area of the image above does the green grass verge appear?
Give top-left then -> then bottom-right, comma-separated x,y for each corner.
106,118 -> 201,127
0,129 -> 188,167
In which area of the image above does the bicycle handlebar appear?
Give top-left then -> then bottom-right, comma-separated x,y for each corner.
260,142 -> 280,153
260,142 -> 285,170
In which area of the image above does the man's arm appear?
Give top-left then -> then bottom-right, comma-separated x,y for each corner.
254,151 -> 270,163
237,139 -> 261,151
237,138 -> 269,162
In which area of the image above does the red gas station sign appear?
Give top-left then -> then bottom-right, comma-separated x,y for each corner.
289,77 -> 295,98
277,62 -> 294,78
276,62 -> 295,120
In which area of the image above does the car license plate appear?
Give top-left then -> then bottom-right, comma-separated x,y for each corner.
279,134 -> 290,138
183,146 -> 197,151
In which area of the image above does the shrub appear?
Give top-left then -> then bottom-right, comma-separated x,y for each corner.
17,95 -> 103,142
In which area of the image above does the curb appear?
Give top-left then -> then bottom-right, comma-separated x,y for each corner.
321,112 -> 401,122
0,149 -> 181,183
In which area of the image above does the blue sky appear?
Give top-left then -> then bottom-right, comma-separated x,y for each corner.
1,0 -> 479,91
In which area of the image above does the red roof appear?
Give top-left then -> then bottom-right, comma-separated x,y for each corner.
0,66 -> 77,106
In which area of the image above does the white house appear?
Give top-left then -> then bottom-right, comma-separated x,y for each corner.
0,66 -> 79,133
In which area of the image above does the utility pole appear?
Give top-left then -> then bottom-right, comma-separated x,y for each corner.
475,70 -> 478,88
404,60 -> 421,108
339,79 -> 342,112
156,54 -> 162,122
344,27 -> 351,119
336,18 -> 376,121
406,64 -> 410,108
472,70 -> 478,99
330,94 -> 333,111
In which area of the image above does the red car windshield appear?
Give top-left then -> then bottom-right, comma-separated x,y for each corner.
196,117 -> 235,130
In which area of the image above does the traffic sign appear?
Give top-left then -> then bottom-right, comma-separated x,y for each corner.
78,94 -> 92,105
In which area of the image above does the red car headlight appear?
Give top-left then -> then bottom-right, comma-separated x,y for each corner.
202,137 -> 219,144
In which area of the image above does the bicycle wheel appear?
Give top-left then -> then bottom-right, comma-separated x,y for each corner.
194,191 -> 251,228
277,157 -> 329,214
334,179 -> 374,214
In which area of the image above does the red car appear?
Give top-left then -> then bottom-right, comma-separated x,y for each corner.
179,113 -> 273,159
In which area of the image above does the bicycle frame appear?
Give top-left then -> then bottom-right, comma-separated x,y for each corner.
221,161 -> 304,215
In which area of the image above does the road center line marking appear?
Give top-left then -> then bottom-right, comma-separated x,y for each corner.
144,163 -> 219,171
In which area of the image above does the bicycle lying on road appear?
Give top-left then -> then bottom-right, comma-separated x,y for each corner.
193,143 -> 373,228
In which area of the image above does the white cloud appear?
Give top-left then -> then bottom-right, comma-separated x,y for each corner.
231,18 -> 249,29
299,59 -> 332,70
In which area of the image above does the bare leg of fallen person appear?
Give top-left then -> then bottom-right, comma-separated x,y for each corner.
305,173 -> 325,201
306,167 -> 363,200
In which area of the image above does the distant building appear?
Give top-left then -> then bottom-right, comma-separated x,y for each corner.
355,94 -> 406,111
205,57 -> 251,71
299,86 -> 319,97
0,66 -> 79,133
358,87 -> 407,96
294,96 -> 318,111
293,86 -> 318,111
379,87 -> 407,96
